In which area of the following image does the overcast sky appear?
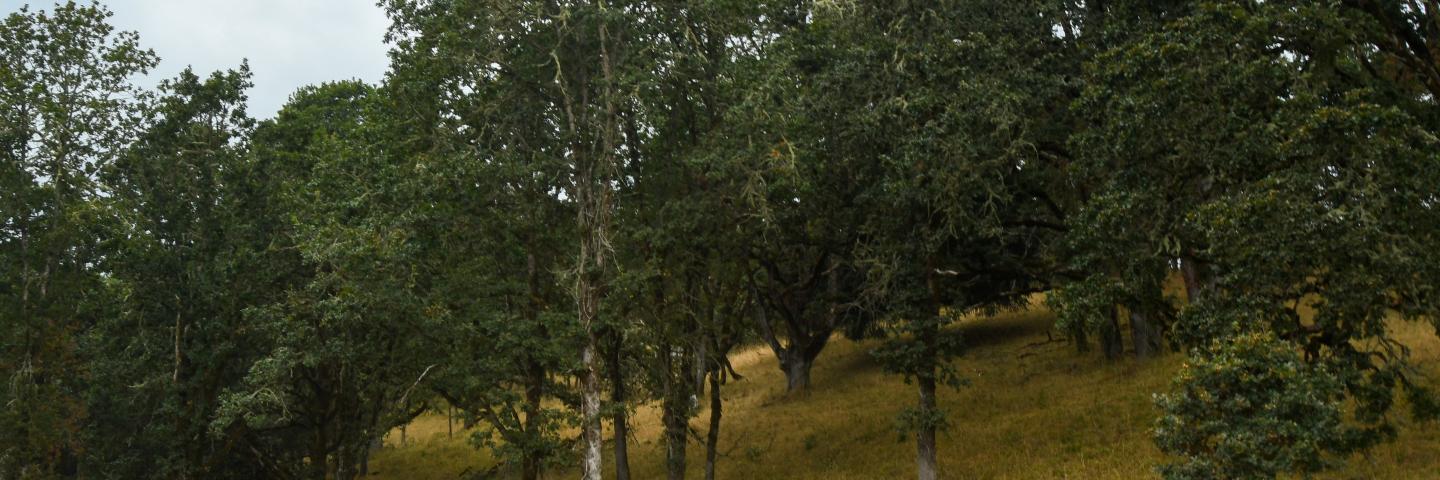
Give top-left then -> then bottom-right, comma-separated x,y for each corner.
5,1 -> 394,118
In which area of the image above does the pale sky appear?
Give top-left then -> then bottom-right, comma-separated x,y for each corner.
5,0 -> 393,118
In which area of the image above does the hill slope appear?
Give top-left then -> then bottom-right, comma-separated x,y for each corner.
370,308 -> 1440,479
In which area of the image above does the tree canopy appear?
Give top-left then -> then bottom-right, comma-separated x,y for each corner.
3,1 -> 1440,479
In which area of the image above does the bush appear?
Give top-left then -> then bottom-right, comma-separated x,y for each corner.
1155,331 -> 1361,479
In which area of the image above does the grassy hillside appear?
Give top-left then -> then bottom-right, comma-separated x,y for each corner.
370,307 -> 1440,479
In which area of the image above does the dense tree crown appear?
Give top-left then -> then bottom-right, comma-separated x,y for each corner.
2,1 -> 1439,479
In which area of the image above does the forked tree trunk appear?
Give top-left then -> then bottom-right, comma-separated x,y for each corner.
748,276 -> 832,394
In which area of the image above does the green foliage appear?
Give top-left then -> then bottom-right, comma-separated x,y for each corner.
709,0 -> 883,392
89,64 -> 259,479
1155,331 -> 1360,479
1068,0 -> 1440,474
213,81 -> 444,478
0,2 -> 155,476
893,401 -> 952,444
870,324 -> 968,392
381,0 -> 613,474
755,4 -> 1071,476
5,1 -> 1440,479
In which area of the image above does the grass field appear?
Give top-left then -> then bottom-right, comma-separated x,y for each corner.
369,305 -> 1440,479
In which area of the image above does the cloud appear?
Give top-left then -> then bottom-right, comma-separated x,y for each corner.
7,0 -> 392,118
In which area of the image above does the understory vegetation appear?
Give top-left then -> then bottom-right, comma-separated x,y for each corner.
4,1 -> 1440,479
372,306 -> 1440,480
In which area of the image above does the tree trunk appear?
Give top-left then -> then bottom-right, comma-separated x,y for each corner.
335,443 -> 354,480
748,277 -> 829,393
522,358 -> 545,480
580,336 -> 603,480
916,374 -> 938,480
694,341 -> 708,398
1130,309 -> 1163,359
521,249 -> 550,480
704,369 -> 723,480
664,396 -> 688,480
913,263 -> 946,480
309,431 -> 328,480
575,10 -> 620,479
1070,320 -> 1090,353
783,354 -> 812,393
661,342 -> 692,480
1179,255 -> 1210,303
521,452 -> 539,480
607,330 -> 632,480
1101,306 -> 1124,360
361,437 -> 381,476
576,186 -> 605,480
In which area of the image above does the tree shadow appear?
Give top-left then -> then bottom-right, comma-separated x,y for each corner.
955,310 -> 1055,350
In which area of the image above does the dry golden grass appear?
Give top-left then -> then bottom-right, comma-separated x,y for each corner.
369,412 -> 495,478
369,304 -> 1440,479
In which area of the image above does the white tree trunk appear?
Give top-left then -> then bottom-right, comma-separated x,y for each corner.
581,338 -> 603,480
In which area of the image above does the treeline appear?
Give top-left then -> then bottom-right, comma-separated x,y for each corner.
3,1 -> 1440,479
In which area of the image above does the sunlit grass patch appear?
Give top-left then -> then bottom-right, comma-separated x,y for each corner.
372,304 -> 1440,479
